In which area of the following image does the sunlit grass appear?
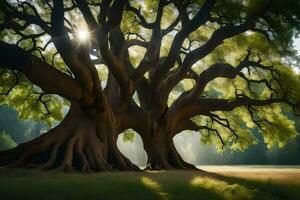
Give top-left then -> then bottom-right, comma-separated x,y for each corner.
0,167 -> 299,200
190,176 -> 255,200
199,165 -> 300,185
141,177 -> 169,200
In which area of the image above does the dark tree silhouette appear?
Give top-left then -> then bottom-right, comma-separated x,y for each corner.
0,0 -> 300,171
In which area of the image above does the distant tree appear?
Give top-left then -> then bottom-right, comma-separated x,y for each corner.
0,131 -> 17,151
0,0 -> 300,171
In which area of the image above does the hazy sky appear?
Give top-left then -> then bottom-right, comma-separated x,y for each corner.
295,37 -> 300,52
292,37 -> 300,73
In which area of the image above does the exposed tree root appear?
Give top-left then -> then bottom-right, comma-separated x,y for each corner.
0,104 -> 140,172
0,127 -> 140,172
0,101 -> 200,173
144,137 -> 199,171
145,151 -> 199,171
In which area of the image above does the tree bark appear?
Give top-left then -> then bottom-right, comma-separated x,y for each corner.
0,102 -> 139,172
0,0 -> 283,173
142,120 -> 197,170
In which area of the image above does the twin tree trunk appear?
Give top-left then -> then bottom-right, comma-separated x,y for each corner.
0,0 -> 289,173
0,100 -> 196,172
0,39 -> 198,172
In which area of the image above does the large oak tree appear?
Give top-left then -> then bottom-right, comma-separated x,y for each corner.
0,0 -> 300,171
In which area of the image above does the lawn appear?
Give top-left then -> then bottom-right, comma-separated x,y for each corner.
0,166 -> 299,200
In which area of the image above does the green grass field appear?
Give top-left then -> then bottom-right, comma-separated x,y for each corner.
0,166 -> 299,200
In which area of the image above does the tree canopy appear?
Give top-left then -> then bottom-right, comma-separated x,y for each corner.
0,0 -> 300,171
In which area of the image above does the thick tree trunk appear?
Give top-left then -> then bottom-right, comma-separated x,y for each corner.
142,122 -> 197,170
0,102 -> 139,172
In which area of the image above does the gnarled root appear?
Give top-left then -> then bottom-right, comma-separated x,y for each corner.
0,106 -> 140,172
144,138 -> 198,171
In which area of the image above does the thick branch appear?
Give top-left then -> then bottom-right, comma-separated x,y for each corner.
1,2 -> 51,33
51,0 -> 94,94
166,3 -> 272,89
76,0 -> 132,105
188,52 -> 252,97
185,97 -> 286,119
131,0 -> 166,85
151,0 -> 217,83
125,2 -> 155,29
0,41 -> 86,101
169,21 -> 255,88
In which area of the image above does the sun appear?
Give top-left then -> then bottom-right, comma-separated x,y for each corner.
76,29 -> 90,41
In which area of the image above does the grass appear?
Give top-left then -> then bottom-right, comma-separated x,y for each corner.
0,166 -> 300,200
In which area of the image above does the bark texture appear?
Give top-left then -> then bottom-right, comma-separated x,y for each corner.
0,0 -> 296,172
0,102 -> 139,172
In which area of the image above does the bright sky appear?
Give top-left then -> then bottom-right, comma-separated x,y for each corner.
294,37 -> 300,52
293,37 -> 300,73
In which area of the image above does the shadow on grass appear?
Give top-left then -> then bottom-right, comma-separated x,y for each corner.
0,168 -> 299,200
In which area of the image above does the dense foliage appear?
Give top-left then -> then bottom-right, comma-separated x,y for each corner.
0,0 -> 300,171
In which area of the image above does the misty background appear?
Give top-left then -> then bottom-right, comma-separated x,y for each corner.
1,105 -> 300,167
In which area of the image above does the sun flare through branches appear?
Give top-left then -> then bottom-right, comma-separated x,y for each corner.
76,29 -> 90,41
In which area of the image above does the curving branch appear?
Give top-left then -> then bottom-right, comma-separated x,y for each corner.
33,92 -> 52,117
125,2 -> 155,29
162,15 -> 181,36
165,21 -> 255,91
51,0 -> 95,97
0,71 -> 22,96
170,51 -> 282,115
170,89 -> 290,131
195,96 -> 286,116
173,0 -> 191,25
208,113 -> 238,144
163,3 -> 272,94
130,0 -> 172,86
76,0 -> 134,107
0,41 -> 87,102
124,39 -> 149,49
152,0 -> 217,83
0,1 -> 51,33
174,118 -> 224,146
